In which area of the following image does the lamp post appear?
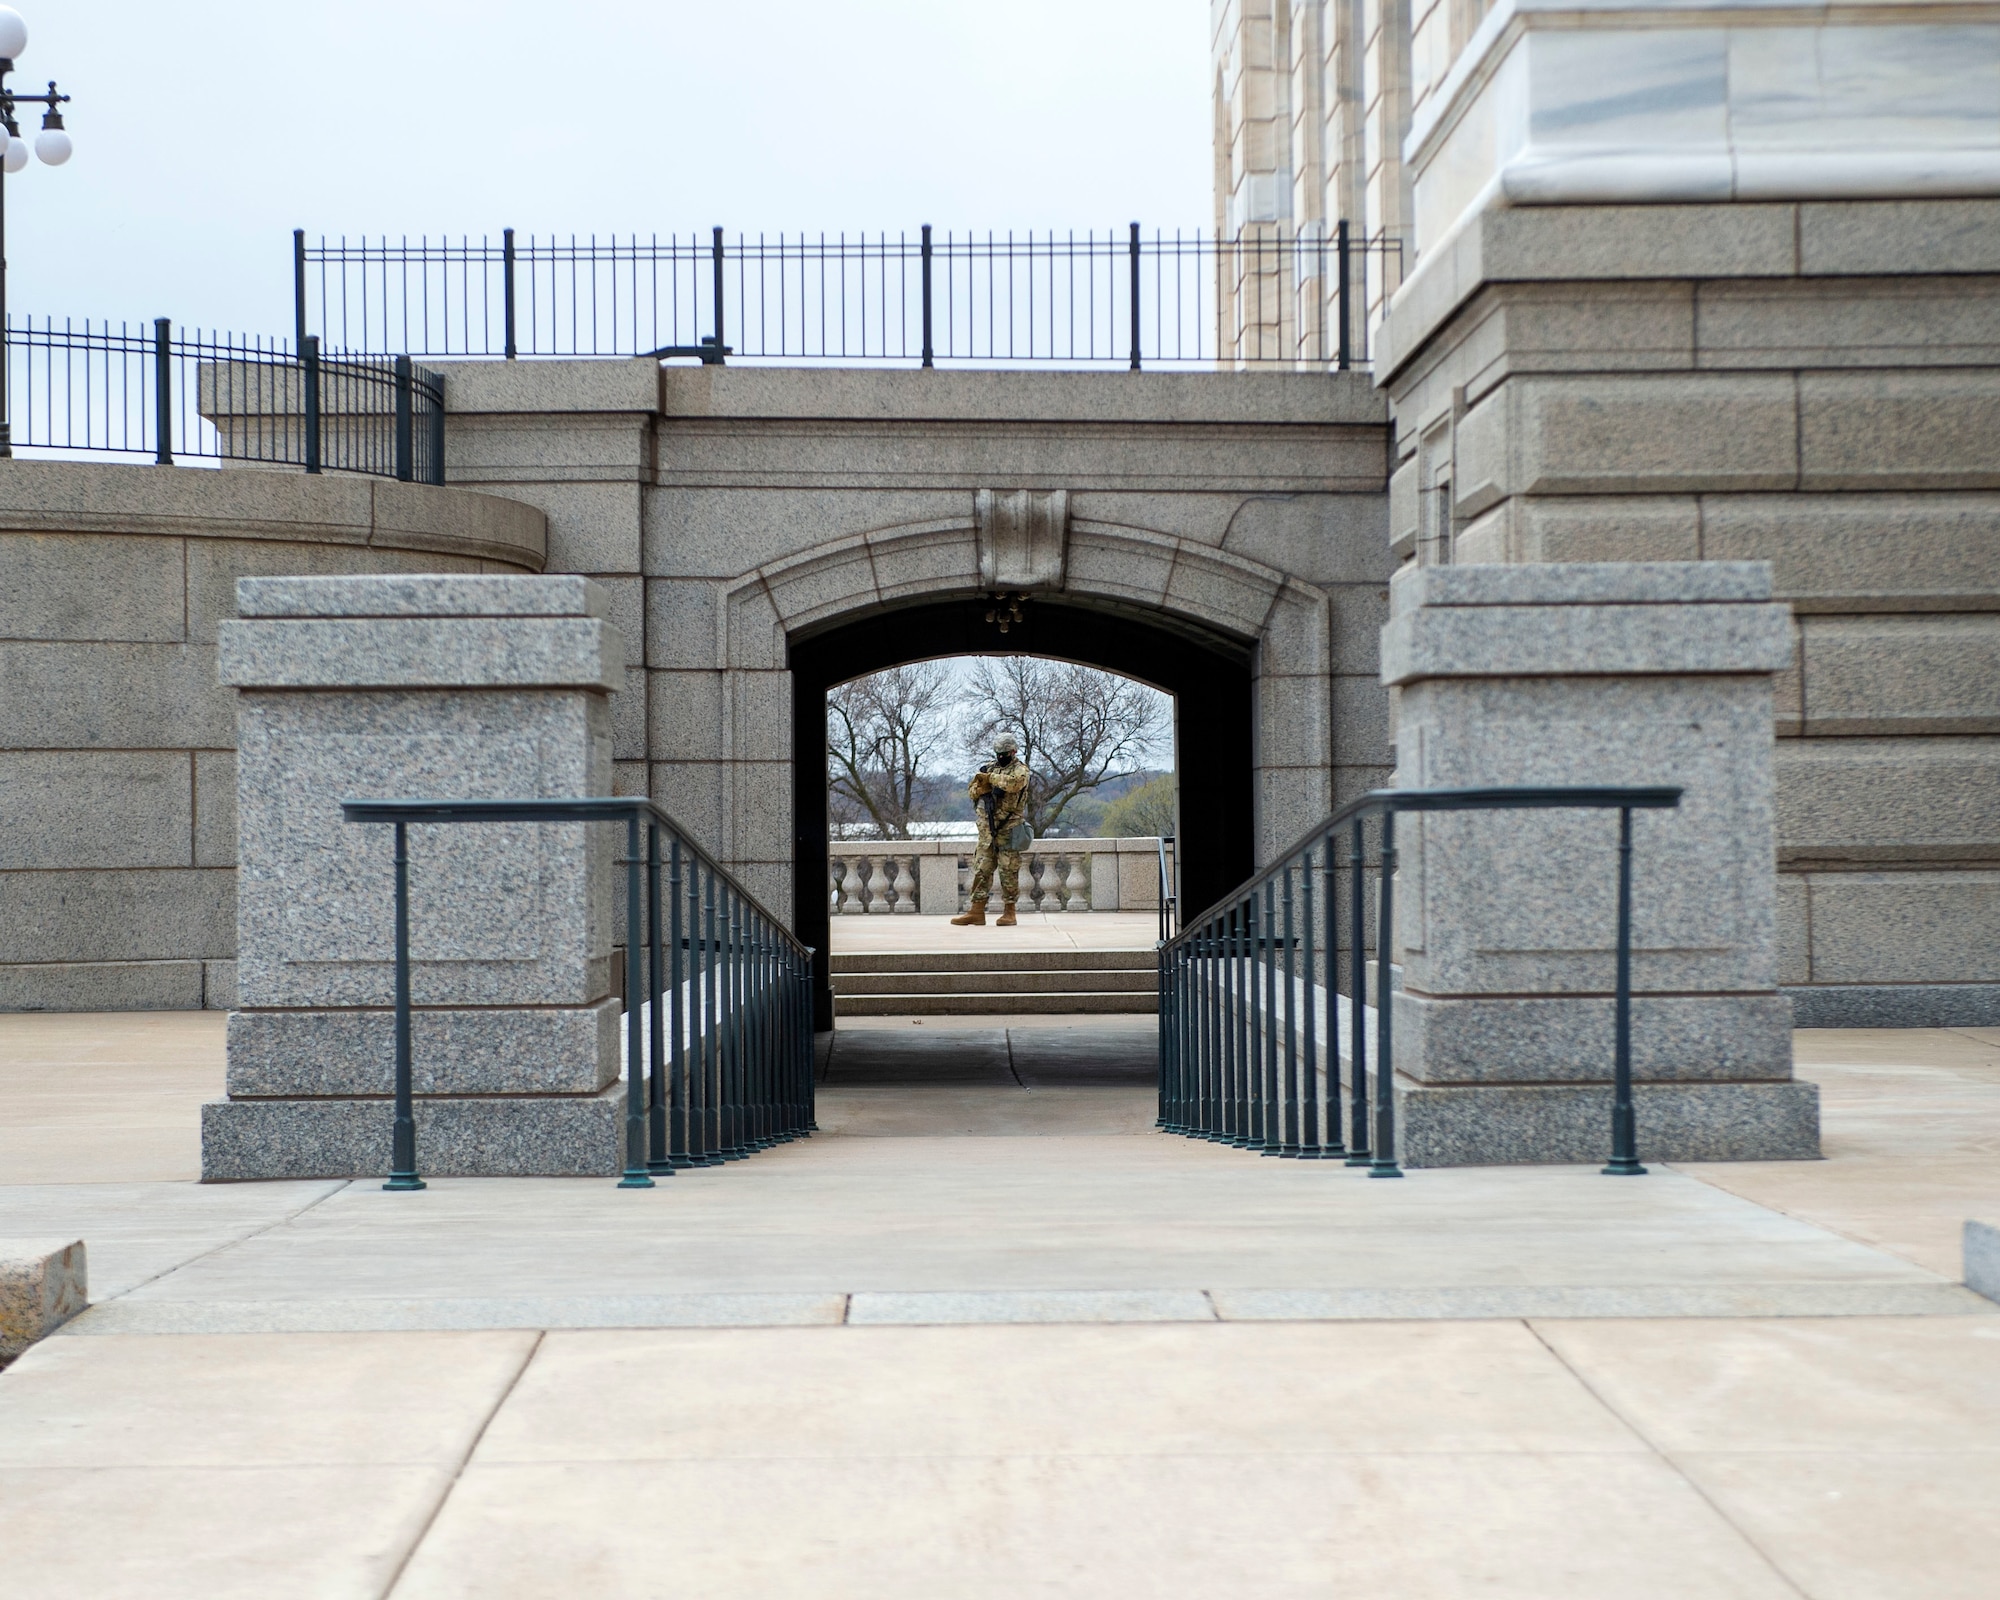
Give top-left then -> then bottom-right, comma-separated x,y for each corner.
0,5 -> 72,458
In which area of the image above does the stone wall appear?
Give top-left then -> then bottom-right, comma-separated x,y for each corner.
0,462 -> 547,1011
434,362 -> 1396,927
1376,198 -> 2000,1026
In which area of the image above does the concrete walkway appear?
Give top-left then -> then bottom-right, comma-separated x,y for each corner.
1,1015 -> 1997,1595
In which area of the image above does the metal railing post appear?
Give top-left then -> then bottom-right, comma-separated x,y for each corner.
301,335 -> 321,475
427,374 -> 446,485
1336,219 -> 1352,372
647,822 -> 671,1175
384,821 -> 425,1191
1347,815 -> 1371,1162
152,318 -> 172,466
708,226 -> 726,365
393,354 -> 414,482
293,228 -> 307,353
619,813 -> 656,1188
502,227 -> 518,359
1129,221 -> 1141,370
1604,806 -> 1647,1175
920,224 -> 934,368
1370,810 -> 1403,1177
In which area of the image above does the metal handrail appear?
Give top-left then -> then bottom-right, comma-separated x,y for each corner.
342,795 -> 816,1192
1155,833 -> 1178,945
1158,785 -> 1683,1177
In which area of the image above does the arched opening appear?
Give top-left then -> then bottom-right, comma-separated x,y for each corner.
791,595 -> 1257,1028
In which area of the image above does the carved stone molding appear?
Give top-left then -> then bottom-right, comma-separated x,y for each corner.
975,488 -> 1069,591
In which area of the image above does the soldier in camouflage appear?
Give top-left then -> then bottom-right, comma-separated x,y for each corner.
951,732 -> 1031,927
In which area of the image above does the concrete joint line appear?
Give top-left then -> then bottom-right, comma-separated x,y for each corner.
381,1328 -> 544,1600
1524,1321 -> 1814,1600
98,1179 -> 350,1307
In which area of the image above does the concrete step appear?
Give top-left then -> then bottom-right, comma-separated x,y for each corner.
836,968 -> 1158,997
835,990 -> 1159,1016
831,949 -> 1158,975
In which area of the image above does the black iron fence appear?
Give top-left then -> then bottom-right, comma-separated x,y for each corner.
5,316 -> 445,482
1157,785 -> 1683,1175
295,223 -> 1403,370
343,796 -> 815,1190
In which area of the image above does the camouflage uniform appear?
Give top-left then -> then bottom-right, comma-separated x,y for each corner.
966,753 -> 1031,905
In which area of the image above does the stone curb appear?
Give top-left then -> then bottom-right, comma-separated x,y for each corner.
0,1239 -> 88,1362
1967,1220 -> 2000,1304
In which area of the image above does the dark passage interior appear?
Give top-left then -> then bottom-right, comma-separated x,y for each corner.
790,594 -> 1256,1029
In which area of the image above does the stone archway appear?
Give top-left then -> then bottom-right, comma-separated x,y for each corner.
687,505 -> 1341,947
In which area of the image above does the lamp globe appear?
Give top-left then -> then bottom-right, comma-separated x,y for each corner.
2,135 -> 25,173
33,122 -> 66,165
0,9 -> 26,63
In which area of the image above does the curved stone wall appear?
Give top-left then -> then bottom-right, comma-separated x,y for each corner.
0,461 -> 547,1011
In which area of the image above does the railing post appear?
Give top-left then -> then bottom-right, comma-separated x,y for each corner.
393,354 -> 414,482
647,822 -> 672,1176
152,317 -> 172,466
619,812 -> 656,1188
292,229 -> 307,353
1129,221 -> 1142,370
709,225 -> 726,365
502,227 -> 517,360
1336,219 -> 1352,372
384,821 -> 425,1191
1370,809 -> 1403,1177
1347,815 -> 1370,1162
427,373 -> 446,485
301,334 -> 321,475
1604,806 -> 1647,1176
920,224 -> 934,368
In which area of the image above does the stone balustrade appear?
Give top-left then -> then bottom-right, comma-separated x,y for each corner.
828,837 -> 1167,916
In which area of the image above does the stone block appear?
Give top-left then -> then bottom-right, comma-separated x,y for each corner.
1395,676 -> 1780,994
1800,370 -> 2000,491
203,960 -> 237,1010
1064,525 -> 1176,611
218,616 -> 624,692
0,531 -> 185,642
919,853 -> 961,916
1699,492 -> 2000,612
368,479 -> 549,569
1776,738 -> 2000,864
1329,585 -> 1391,677
871,524 -> 982,605
1256,674 -> 1333,769
1395,1078 -> 1821,1167
1456,496 -> 1702,566
1788,982 -> 2000,1030
1488,373 -> 1799,497
720,582 -> 786,671
1800,614 -> 2000,736
651,761 -> 724,855
1799,199 -> 2000,278
200,1084 -> 626,1179
442,476 -> 641,576
1215,493 -> 1392,587
0,960 -> 204,1012
1388,456 -> 1420,560
1332,675 -> 1392,768
1777,874 -> 1810,986
611,760 -> 649,797
0,642 -> 234,749
234,690 -> 614,1008
752,540 -> 881,633
184,539 -> 487,642
730,760 -> 795,865
1968,1220 -> 2000,1305
224,999 -> 620,1097
0,751 -> 191,869
643,579 -> 720,670
647,670 -> 724,762
1383,598 -> 1791,682
0,870 -> 233,964
0,1240 -> 86,1362
612,666 -> 647,762
194,750 -> 236,868
1804,871 -> 2000,985
236,574 -> 607,619
1695,278 -> 2000,370
1392,990 -> 1793,1085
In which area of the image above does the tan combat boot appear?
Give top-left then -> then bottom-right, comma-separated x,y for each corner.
995,900 -> 1018,927
950,903 -> 987,926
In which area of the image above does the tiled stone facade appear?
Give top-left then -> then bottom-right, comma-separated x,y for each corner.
0,463 -> 546,1012
1376,198 -> 2000,1026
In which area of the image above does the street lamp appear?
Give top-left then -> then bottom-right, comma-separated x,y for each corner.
0,5 -> 72,457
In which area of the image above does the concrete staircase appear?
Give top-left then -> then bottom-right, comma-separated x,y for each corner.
832,949 -> 1160,1016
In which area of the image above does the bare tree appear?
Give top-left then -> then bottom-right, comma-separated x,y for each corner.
826,662 -> 956,839
959,657 -> 1169,836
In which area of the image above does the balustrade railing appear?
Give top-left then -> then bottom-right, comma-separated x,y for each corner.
827,837 -> 1162,916
342,796 -> 815,1191
1157,786 -> 1682,1175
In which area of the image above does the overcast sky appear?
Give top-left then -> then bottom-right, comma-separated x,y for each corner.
10,1 -> 1210,337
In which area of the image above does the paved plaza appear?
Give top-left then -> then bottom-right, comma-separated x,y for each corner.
0,1007 -> 1997,1595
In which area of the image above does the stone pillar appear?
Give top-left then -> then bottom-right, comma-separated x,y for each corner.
918,851 -> 959,917
202,574 -> 627,1180
1381,560 -> 1819,1166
